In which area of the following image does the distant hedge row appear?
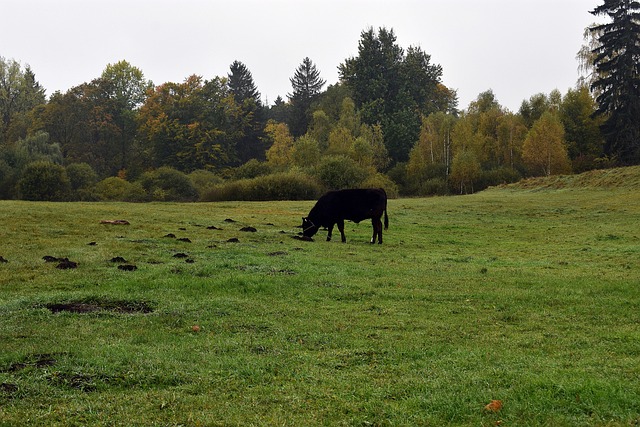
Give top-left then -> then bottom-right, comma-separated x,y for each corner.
14,160 -> 399,202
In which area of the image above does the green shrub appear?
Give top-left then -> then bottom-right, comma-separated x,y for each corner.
312,156 -> 368,190
138,167 -> 199,202
250,171 -> 321,200
386,162 -> 409,195
188,169 -> 224,200
203,180 -> 250,202
0,159 -> 18,199
18,161 -> 71,201
203,171 -> 321,201
66,163 -> 99,200
95,177 -> 148,202
413,178 -> 450,196
476,167 -> 522,191
66,163 -> 98,190
361,173 -> 400,198
233,159 -> 272,180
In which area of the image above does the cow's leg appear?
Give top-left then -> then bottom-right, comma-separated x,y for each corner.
337,220 -> 346,243
371,217 -> 382,244
370,219 -> 376,244
326,223 -> 334,241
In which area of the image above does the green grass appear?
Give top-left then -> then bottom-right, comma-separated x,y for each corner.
1,175 -> 639,426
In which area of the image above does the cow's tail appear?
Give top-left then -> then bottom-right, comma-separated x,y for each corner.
382,188 -> 389,230
384,208 -> 389,230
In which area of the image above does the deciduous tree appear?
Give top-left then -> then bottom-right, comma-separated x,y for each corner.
522,111 -> 571,176
559,85 -> 605,170
291,135 -> 321,168
101,60 -> 153,173
40,79 -> 121,176
0,58 -> 46,144
265,121 -> 294,167
137,75 -> 237,171
450,149 -> 481,194
407,112 -> 455,183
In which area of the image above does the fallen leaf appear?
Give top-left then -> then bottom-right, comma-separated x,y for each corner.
484,400 -> 503,412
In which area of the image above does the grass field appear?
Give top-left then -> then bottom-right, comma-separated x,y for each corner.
1,171 -> 639,426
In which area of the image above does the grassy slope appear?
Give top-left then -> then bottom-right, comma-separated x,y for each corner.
0,168 -> 639,426
505,165 -> 640,190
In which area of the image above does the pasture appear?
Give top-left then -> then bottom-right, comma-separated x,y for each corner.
0,181 -> 639,426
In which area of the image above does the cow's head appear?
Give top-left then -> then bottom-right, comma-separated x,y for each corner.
301,217 -> 319,238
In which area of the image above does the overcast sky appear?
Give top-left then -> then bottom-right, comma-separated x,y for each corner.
2,0 -> 601,112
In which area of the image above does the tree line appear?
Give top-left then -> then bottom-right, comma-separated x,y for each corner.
0,2 -> 638,201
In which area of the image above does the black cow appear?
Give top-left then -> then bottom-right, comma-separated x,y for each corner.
301,188 -> 389,244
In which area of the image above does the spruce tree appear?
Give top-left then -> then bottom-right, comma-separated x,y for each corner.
590,0 -> 640,164
288,57 -> 326,137
228,61 -> 265,162
228,61 -> 261,106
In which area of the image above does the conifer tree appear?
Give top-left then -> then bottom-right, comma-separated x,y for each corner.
228,61 -> 265,162
288,57 -> 326,137
589,0 -> 640,164
228,61 -> 261,106
339,27 -> 447,164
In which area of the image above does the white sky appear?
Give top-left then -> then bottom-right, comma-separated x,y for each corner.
2,0 -> 601,112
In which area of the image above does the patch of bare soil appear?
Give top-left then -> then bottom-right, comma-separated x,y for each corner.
1,353 -> 59,373
43,299 -> 154,314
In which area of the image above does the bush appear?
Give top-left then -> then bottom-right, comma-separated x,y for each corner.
18,161 -> 71,201
413,178 -> 450,196
66,163 -> 98,190
66,163 -> 99,200
188,169 -> 224,200
404,161 -> 451,196
95,177 -> 129,201
0,159 -> 18,199
251,171 -> 322,200
312,156 -> 368,190
138,167 -> 199,202
360,173 -> 399,199
203,171 -> 321,201
95,177 -> 148,202
386,162 -> 409,195
233,159 -> 272,180
476,167 -> 522,191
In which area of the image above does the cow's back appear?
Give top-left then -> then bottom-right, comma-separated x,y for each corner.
312,188 -> 386,224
